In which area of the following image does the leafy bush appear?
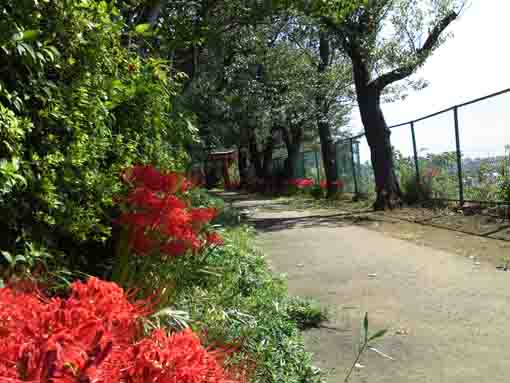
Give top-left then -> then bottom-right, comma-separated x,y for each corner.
0,1 -> 195,270
401,172 -> 434,204
0,242 -> 73,293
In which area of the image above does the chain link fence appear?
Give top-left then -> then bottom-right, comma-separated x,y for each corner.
272,88 -> 509,207
337,88 -> 510,206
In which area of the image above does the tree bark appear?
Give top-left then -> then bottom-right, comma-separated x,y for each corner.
237,146 -> 249,187
317,31 -> 339,197
285,144 -> 300,179
248,133 -> 263,178
330,8 -> 458,210
262,128 -> 276,180
357,87 -> 402,209
280,124 -> 302,179
318,120 -> 340,197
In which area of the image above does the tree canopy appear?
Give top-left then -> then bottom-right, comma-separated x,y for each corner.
0,0 -> 464,261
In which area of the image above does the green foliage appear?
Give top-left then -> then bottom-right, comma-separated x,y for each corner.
395,150 -> 460,202
0,1 -> 195,266
310,184 -> 325,199
285,296 -> 328,329
395,150 -> 432,203
496,147 -> 510,203
173,226 -> 323,383
0,241 -> 76,293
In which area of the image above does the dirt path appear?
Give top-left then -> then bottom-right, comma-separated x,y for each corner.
228,194 -> 510,383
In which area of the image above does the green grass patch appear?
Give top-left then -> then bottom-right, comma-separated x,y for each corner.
174,226 -> 324,383
285,297 -> 328,330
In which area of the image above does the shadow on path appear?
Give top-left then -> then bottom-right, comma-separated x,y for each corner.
249,211 -> 375,232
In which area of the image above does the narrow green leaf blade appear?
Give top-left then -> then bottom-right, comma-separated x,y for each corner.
368,329 -> 388,342
363,312 -> 369,343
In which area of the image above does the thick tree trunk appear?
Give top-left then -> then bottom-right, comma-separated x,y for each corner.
317,120 -> 339,197
280,125 -> 302,179
358,89 -> 402,210
262,131 -> 275,180
285,144 -> 300,179
248,133 -> 263,178
316,31 -> 339,198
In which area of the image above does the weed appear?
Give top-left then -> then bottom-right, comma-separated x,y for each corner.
285,297 -> 328,329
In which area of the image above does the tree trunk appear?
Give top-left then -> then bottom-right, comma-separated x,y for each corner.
285,144 -> 300,179
280,124 -> 302,180
248,132 -> 263,178
237,146 -> 248,188
262,135 -> 274,180
358,89 -> 402,210
318,120 -> 339,197
316,31 -> 339,197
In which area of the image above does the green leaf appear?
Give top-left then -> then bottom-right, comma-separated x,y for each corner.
1,251 -> 13,265
363,312 -> 368,343
14,254 -> 27,264
21,30 -> 40,41
135,23 -> 151,34
12,30 -> 40,42
368,329 -> 388,342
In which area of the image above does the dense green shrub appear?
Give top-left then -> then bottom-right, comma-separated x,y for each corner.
0,1 -> 195,267
174,227 -> 323,383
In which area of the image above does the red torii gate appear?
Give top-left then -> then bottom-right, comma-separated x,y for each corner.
207,149 -> 237,189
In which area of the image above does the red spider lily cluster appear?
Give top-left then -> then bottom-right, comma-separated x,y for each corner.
319,179 -> 344,189
0,277 -> 243,383
286,178 -> 315,188
118,165 -> 223,257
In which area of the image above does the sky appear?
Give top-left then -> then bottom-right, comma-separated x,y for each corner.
349,0 -> 510,162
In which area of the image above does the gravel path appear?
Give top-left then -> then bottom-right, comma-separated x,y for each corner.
251,207 -> 510,383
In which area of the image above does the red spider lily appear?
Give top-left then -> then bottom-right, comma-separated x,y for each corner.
122,165 -> 183,194
180,178 -> 195,192
161,240 -> 189,257
190,207 -> 217,225
0,278 -> 149,381
124,188 -> 186,210
117,165 -> 223,258
124,328 -> 232,383
287,178 -> 314,188
0,278 -> 245,383
205,232 -> 224,246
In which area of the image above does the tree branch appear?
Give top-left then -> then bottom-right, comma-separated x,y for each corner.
371,11 -> 458,90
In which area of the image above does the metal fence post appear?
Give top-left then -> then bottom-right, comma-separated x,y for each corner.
301,152 -> 305,177
314,150 -> 320,183
410,122 -> 420,183
453,107 -> 464,206
350,138 -> 359,195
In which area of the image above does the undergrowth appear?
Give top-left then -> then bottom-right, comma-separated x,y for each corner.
174,226 -> 324,383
